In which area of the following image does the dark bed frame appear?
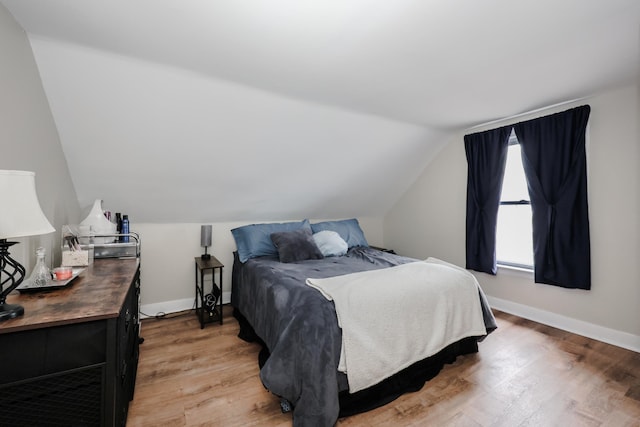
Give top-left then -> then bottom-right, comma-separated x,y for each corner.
233,307 -> 479,418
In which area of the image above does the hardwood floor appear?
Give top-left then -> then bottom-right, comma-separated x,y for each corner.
127,307 -> 640,426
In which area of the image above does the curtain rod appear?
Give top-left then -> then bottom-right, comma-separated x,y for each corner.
468,96 -> 590,131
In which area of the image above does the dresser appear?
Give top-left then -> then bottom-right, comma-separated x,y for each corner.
0,258 -> 141,427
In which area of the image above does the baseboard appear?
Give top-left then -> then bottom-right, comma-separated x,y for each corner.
140,291 -> 231,319
487,296 -> 640,353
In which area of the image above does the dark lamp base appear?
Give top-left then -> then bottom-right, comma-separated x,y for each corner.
201,254 -> 211,260
0,302 -> 25,321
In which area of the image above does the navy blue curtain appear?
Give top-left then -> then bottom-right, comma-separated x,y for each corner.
514,105 -> 591,289
464,127 -> 511,274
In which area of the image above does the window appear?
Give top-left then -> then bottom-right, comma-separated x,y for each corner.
496,132 -> 533,270
465,106 -> 590,288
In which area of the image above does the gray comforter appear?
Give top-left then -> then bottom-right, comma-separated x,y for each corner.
231,247 -> 496,427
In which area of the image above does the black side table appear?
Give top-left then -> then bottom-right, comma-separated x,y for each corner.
194,256 -> 224,328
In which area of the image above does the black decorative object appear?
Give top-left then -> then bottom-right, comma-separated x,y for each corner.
0,170 -> 55,321
0,241 -> 26,320
203,284 -> 220,317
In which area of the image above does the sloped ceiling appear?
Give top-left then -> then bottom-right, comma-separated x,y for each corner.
2,0 -> 639,223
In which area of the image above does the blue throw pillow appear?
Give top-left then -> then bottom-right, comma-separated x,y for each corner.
231,219 -> 311,263
310,218 -> 369,248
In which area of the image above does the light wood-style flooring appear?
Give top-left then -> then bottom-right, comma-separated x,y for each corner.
127,307 -> 640,426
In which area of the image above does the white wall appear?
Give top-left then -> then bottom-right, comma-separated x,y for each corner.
384,83 -> 640,352
0,4 -> 80,270
136,217 -> 383,316
28,35 -> 443,224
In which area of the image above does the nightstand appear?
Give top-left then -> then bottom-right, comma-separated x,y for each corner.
194,256 -> 224,328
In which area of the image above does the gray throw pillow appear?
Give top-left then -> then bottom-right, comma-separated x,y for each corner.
270,228 -> 324,263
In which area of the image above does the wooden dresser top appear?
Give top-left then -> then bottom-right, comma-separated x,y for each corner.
0,258 -> 140,334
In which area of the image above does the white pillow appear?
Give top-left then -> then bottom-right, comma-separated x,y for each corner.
312,230 -> 348,257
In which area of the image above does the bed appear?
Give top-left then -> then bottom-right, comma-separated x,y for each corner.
230,219 -> 496,427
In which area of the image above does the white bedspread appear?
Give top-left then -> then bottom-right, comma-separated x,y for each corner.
305,257 -> 487,393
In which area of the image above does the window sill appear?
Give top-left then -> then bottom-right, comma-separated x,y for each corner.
497,263 -> 534,278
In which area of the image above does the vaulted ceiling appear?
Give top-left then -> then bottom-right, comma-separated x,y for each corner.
2,0 -> 639,222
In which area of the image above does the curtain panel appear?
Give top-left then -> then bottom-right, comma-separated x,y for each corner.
464,127 -> 511,274
514,105 -> 591,289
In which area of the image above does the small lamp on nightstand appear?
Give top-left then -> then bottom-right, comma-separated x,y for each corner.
0,170 -> 55,321
201,225 -> 212,260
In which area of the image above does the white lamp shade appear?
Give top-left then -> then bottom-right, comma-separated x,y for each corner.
0,170 -> 55,239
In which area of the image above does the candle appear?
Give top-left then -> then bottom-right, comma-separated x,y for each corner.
53,266 -> 73,281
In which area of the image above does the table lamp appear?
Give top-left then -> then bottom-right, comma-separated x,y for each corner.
0,170 -> 55,321
201,225 -> 212,260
